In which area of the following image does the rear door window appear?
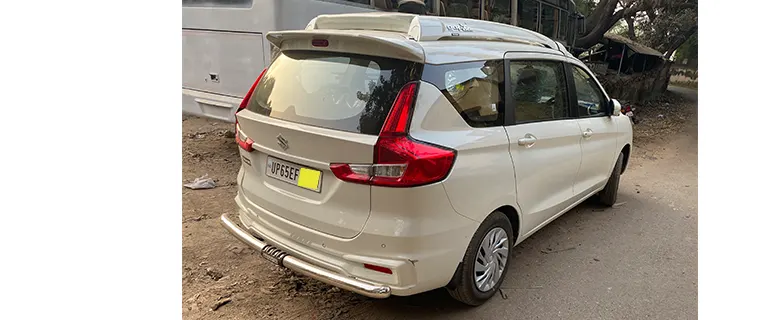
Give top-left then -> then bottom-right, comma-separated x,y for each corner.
509,60 -> 570,123
248,51 -> 421,135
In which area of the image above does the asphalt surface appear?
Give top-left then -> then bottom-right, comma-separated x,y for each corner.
339,86 -> 699,320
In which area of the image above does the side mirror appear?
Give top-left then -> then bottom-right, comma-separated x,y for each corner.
610,99 -> 622,116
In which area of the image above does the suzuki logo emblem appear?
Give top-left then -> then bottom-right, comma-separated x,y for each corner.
276,134 -> 289,151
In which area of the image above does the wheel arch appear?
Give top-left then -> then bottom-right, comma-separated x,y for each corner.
621,144 -> 631,174
494,205 -> 521,242
445,204 -> 521,291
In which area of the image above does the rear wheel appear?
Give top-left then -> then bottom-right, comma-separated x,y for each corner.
447,211 -> 514,306
599,152 -> 624,206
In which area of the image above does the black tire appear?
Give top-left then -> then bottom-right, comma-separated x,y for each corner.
447,211 -> 514,306
599,152 -> 624,207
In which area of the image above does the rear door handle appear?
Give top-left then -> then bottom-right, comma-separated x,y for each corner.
518,134 -> 537,147
582,129 -> 593,138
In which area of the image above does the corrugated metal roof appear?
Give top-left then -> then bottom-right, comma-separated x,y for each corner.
604,33 -> 664,57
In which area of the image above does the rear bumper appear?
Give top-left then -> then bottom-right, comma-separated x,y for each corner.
220,213 -> 392,299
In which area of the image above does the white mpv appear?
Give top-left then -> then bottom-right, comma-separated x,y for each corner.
221,13 -> 633,306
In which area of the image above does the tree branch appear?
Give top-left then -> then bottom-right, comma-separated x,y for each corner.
584,0 -> 618,35
574,0 -> 698,51
625,16 -> 636,40
586,0 -> 611,23
664,25 -> 698,59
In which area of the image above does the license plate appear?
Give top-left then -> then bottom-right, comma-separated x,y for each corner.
265,156 -> 322,193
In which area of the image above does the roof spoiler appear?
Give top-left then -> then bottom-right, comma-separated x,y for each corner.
266,30 -> 425,63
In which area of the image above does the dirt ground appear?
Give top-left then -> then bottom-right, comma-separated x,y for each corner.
182,88 -> 697,320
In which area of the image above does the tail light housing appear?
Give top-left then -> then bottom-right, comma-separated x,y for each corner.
330,82 -> 456,188
234,68 -> 267,152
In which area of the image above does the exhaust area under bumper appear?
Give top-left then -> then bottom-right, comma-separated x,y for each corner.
220,213 -> 392,299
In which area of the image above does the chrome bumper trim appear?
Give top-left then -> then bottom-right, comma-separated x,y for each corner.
220,213 -> 392,299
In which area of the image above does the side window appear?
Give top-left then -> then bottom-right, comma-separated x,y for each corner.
424,60 -> 505,128
377,1 -> 434,13
571,65 -> 607,117
509,60 -> 569,123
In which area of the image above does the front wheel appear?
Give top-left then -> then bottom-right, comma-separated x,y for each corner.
447,211 -> 514,306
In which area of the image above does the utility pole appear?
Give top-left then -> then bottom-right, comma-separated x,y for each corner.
511,0 -> 518,25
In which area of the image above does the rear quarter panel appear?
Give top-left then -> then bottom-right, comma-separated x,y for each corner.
408,82 -> 518,224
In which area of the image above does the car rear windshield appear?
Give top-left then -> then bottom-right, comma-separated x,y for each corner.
248,51 -> 422,135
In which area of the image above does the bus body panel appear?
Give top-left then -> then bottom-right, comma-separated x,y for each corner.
182,30 -> 266,98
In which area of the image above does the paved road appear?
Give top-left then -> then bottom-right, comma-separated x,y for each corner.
341,87 -> 698,320
669,85 -> 698,101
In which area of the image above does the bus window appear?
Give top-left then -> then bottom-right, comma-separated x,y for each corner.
182,0 -> 252,7
381,1 -> 436,15
538,2 -> 570,41
558,9 -> 568,41
540,3 -> 558,38
374,0 -> 392,9
484,0 -> 511,24
518,0 -> 538,31
441,0 -> 478,18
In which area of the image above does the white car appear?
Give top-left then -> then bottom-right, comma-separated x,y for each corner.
221,13 -> 632,306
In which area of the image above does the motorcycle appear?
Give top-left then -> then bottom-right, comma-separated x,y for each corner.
623,105 -> 639,124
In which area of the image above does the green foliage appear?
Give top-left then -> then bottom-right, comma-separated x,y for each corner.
638,0 -> 697,57
575,0 -> 597,17
673,32 -> 698,63
574,0 -> 697,52
609,20 -> 629,36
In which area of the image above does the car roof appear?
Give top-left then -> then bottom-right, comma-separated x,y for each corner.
419,40 -> 566,65
300,12 -> 575,64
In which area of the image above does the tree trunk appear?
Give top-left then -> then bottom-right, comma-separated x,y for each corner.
575,8 -> 625,48
650,61 -> 672,98
583,0 -> 612,31
583,0 -> 616,33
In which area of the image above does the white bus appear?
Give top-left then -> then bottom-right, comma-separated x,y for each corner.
182,0 -> 578,122
183,0 -> 381,122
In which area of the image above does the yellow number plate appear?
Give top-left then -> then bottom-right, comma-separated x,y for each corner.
297,167 -> 321,191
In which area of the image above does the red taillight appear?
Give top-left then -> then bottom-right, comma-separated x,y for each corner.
371,135 -> 455,187
380,82 -> 416,136
235,122 -> 254,152
364,263 -> 393,274
330,82 -> 456,188
235,68 -> 267,152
